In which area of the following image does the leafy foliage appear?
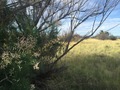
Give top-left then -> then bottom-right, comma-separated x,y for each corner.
0,1 -> 64,90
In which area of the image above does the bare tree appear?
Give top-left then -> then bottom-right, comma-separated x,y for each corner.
1,0 -> 120,65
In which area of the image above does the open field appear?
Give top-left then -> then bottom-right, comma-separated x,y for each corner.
47,39 -> 120,90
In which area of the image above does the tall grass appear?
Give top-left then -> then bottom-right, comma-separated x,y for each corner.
47,39 -> 120,90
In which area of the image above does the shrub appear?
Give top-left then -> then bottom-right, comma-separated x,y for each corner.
95,30 -> 117,40
95,30 -> 110,40
0,2 -> 64,89
109,35 -> 117,40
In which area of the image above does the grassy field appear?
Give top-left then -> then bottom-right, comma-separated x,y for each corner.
47,39 -> 120,90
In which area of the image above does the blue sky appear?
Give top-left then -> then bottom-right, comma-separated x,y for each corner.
76,10 -> 120,36
60,3 -> 120,36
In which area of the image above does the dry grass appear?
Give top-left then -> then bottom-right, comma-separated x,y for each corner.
47,39 -> 120,90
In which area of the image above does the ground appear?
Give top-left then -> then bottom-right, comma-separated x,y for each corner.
47,39 -> 120,90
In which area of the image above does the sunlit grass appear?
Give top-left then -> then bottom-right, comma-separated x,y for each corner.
47,39 -> 120,90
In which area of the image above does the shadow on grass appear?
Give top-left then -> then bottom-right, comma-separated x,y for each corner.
47,54 -> 120,90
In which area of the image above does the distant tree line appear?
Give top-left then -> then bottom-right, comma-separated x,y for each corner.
60,30 -> 118,42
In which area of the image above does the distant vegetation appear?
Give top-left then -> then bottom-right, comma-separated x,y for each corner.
60,32 -> 82,42
94,30 -> 117,40
60,30 -> 118,42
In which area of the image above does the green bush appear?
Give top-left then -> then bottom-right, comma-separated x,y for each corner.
0,1 -> 64,90
109,35 -> 117,40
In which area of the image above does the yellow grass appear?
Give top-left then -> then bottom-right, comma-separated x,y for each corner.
68,39 -> 120,56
